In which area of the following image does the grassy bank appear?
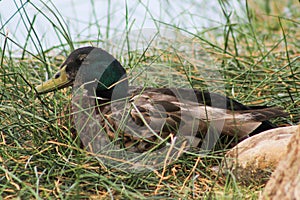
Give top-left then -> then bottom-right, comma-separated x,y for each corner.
0,1 -> 299,199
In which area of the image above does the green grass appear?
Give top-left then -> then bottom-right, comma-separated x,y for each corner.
1,0 -> 300,199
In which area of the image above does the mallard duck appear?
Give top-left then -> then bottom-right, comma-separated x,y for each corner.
35,46 -> 287,153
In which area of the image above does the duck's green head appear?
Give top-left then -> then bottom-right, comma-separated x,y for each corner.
35,46 -> 128,99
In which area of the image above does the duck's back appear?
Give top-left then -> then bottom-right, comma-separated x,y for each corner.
99,87 -> 286,152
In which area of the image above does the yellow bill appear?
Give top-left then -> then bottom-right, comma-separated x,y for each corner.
35,65 -> 71,94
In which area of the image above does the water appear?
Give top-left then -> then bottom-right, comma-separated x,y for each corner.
0,0 -> 243,53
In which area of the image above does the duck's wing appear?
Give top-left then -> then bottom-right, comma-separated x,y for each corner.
154,88 -> 286,135
104,87 -> 287,152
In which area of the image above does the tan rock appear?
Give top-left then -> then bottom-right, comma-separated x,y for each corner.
223,125 -> 299,184
260,125 -> 300,200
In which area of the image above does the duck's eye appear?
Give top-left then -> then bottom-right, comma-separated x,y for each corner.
75,58 -> 82,64
54,72 -> 60,79
76,54 -> 87,64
